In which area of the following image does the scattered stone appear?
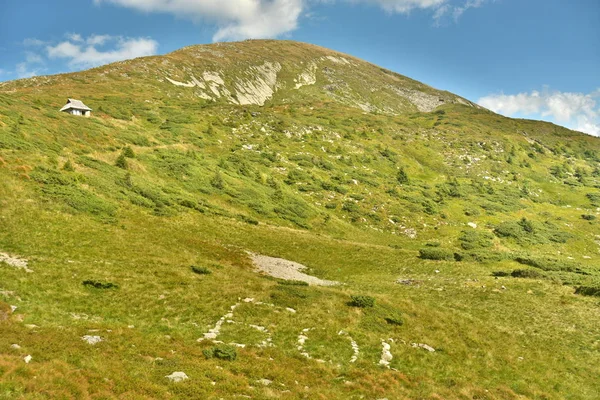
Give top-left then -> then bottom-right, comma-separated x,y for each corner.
0,252 -> 33,273
24,355 -> 32,363
165,371 -> 189,383
257,378 -> 272,386
379,340 -> 393,368
11,344 -> 21,349
467,222 -> 477,229
81,335 -> 103,345
411,343 -> 435,352
10,305 -> 17,312
286,307 -> 297,313
396,278 -> 419,286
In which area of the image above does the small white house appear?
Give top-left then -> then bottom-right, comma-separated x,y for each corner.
60,98 -> 92,117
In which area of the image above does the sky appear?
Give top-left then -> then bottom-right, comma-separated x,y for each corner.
1,0 -> 599,135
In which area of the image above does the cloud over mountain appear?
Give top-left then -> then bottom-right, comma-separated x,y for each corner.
478,88 -> 600,136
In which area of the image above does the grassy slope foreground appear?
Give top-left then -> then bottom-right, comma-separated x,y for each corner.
0,40 -> 599,399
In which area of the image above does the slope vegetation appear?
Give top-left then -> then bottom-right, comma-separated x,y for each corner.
0,40 -> 599,399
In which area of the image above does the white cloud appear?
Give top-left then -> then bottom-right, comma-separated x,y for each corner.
362,0 -> 446,14
95,0 -> 303,41
478,88 -> 600,136
25,51 -> 44,64
15,63 -> 41,78
67,33 -> 84,42
23,38 -> 46,47
94,0 -> 488,41
47,34 -> 158,68
433,0 -> 487,25
87,34 -> 113,46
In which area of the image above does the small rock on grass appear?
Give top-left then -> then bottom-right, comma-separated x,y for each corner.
81,335 -> 103,345
165,371 -> 189,382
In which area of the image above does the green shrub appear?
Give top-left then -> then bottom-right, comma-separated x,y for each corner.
191,265 -> 211,275
511,269 -> 543,279
574,286 -> 600,297
123,146 -> 135,158
277,279 -> 309,286
514,256 -> 585,273
581,214 -> 596,221
210,171 -> 225,189
63,160 -> 75,172
384,316 -> 403,326
419,248 -> 454,261
459,230 -> 493,250
492,271 -> 510,277
115,154 -> 128,169
396,167 -> 409,184
82,280 -> 118,289
350,295 -> 375,308
203,345 -> 237,361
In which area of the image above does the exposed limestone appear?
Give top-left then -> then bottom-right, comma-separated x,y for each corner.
202,71 -> 225,85
234,62 -> 281,106
324,56 -> 351,65
392,87 -> 445,112
294,62 -> 317,89
165,77 -> 195,88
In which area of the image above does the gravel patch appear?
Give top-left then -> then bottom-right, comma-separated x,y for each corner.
249,253 -> 339,286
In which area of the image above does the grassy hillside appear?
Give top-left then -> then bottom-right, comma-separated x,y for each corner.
0,40 -> 599,399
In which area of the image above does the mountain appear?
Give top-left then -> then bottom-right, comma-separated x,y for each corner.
0,40 -> 599,399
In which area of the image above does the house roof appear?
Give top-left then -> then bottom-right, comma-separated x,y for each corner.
60,98 -> 92,112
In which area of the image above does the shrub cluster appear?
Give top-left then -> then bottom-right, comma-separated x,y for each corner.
510,269 -> 543,279
191,265 -> 211,275
203,345 -> 237,361
419,248 -> 454,261
574,286 -> 600,297
82,280 -> 118,289
350,295 -> 375,308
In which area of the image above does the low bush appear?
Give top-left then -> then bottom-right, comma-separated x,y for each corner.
510,269 -> 543,279
384,315 -> 403,326
203,345 -> 237,361
419,248 -> 454,261
574,286 -> 600,297
514,256 -> 585,273
191,265 -> 211,275
492,271 -> 510,277
277,279 -> 309,286
459,230 -> 494,250
82,280 -> 118,289
350,295 -> 375,308
581,214 -> 596,221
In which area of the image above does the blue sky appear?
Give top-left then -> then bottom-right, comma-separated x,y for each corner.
1,0 -> 599,135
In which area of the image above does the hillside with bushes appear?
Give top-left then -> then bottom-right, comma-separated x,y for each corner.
0,40 -> 599,399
